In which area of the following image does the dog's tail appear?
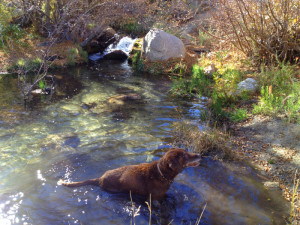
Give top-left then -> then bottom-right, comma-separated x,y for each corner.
60,178 -> 100,187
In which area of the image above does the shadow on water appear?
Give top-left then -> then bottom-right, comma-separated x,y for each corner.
0,61 -> 289,225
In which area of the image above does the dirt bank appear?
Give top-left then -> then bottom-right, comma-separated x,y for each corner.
232,115 -> 300,223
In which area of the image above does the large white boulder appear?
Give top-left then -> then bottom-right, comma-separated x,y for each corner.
142,29 -> 185,61
236,78 -> 258,94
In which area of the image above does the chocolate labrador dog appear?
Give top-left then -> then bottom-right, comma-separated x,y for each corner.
61,148 -> 201,200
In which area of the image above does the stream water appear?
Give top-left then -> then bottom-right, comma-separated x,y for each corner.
0,60 -> 289,225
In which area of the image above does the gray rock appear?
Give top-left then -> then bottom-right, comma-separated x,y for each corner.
236,78 -> 258,94
31,89 -> 43,94
83,27 -> 117,54
263,181 -> 280,190
142,29 -> 185,61
204,63 -> 216,77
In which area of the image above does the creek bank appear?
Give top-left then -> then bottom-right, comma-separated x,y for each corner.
231,115 -> 300,221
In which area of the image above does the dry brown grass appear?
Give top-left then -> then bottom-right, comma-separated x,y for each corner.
172,121 -> 233,159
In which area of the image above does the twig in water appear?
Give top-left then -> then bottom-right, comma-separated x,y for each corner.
195,203 -> 207,225
130,191 -> 141,225
145,194 -> 152,225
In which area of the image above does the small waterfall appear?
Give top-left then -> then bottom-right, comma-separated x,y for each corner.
89,36 -> 137,61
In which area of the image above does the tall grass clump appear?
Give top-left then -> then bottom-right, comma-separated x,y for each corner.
289,171 -> 299,224
229,108 -> 248,122
0,3 -> 25,49
67,45 -> 88,66
0,24 -> 25,49
210,0 -> 299,64
171,65 -> 212,97
213,68 -> 244,104
172,121 -> 233,159
253,62 -> 299,123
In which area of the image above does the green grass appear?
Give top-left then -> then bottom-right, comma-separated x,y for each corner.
172,58 -> 299,124
111,19 -> 148,36
171,65 -> 212,97
253,62 -> 299,123
8,57 -> 43,73
130,51 -> 144,72
0,24 -> 26,49
67,45 -> 88,66
229,108 -> 248,122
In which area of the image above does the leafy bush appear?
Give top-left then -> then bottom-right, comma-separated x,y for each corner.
213,68 -> 244,105
8,57 -> 43,73
0,24 -> 25,48
111,18 -> 148,36
211,0 -> 299,63
229,108 -> 248,122
78,45 -> 89,62
253,62 -> 299,122
253,86 -> 281,115
67,45 -> 88,66
171,65 -> 212,97
257,61 -> 297,96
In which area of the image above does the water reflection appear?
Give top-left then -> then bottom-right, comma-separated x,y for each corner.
0,62 -> 289,224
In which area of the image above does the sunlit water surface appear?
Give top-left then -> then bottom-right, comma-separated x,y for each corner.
0,61 -> 289,224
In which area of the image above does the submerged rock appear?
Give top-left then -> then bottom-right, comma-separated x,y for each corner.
263,181 -> 280,190
88,93 -> 144,121
142,29 -> 185,61
64,136 -> 81,148
103,50 -> 128,60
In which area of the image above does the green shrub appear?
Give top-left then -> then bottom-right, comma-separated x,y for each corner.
258,62 -> 296,96
283,84 -> 300,123
67,46 -> 88,66
198,29 -> 210,47
253,62 -> 299,122
171,62 -> 187,76
210,90 -> 228,120
171,65 -> 212,97
38,80 -> 46,89
0,24 -> 25,48
229,108 -> 248,122
111,19 -> 147,36
171,77 -> 191,97
8,57 -> 43,73
67,47 -> 79,66
253,86 -> 282,116
213,68 -> 244,105
77,45 -> 88,62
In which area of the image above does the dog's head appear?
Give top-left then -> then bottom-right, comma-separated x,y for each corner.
162,148 -> 201,173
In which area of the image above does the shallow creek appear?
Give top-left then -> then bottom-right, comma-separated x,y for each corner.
0,61 -> 289,224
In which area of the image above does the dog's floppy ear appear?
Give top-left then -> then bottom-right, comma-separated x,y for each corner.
168,157 -> 180,170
